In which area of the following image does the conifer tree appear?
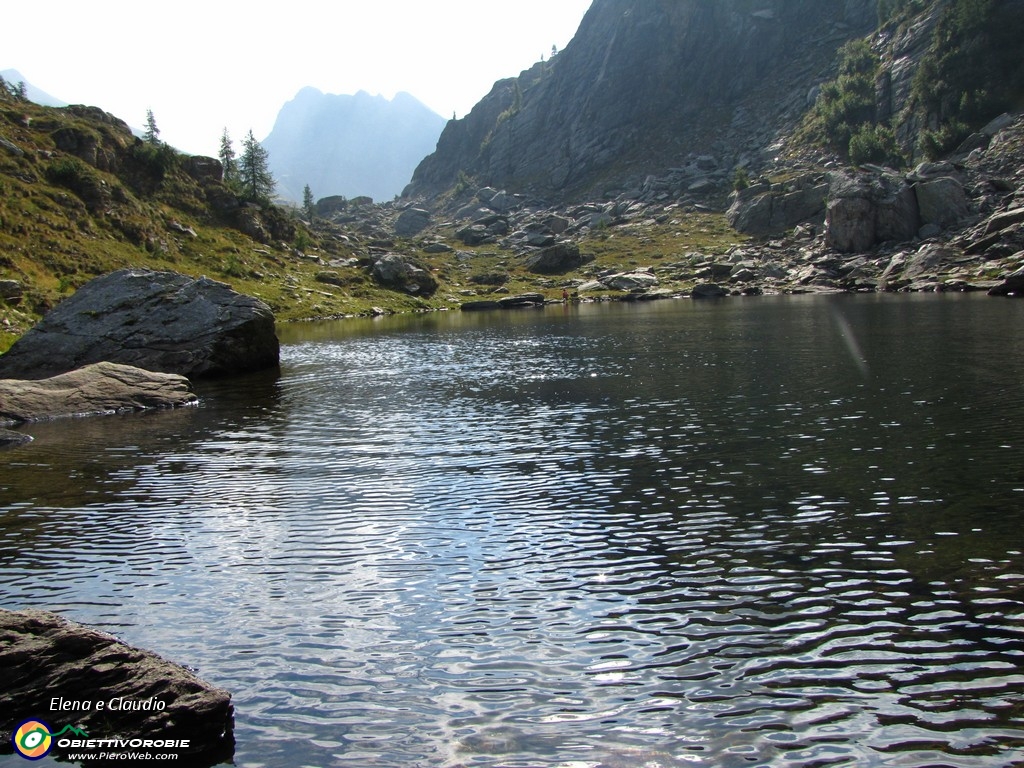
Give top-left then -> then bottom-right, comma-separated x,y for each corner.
219,128 -> 238,184
302,184 -> 316,221
238,129 -> 275,203
144,109 -> 161,145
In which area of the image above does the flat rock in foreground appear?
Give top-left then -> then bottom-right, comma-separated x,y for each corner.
0,361 -> 197,424
0,269 -> 279,380
0,608 -> 233,764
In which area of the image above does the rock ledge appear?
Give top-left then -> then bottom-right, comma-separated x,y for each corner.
0,608 -> 233,764
0,361 -> 197,425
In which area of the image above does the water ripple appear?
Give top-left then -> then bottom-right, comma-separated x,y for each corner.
2,297 -> 1024,767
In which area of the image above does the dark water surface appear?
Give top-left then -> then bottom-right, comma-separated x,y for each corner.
2,294 -> 1023,767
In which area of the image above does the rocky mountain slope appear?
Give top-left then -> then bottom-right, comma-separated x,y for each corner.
405,0 -> 878,202
389,0 -> 1024,302
262,89 -> 446,203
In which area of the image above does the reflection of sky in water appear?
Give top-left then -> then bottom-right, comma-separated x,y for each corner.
2,295 -> 1024,767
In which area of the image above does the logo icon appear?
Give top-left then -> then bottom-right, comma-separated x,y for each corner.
11,721 -> 89,760
11,719 -> 53,760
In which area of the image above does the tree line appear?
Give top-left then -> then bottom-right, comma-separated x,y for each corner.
9,82 -> 319,220
217,127 -> 276,204
137,109 -> 278,206
0,75 -> 28,102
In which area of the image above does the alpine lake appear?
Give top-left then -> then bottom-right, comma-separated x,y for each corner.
2,293 -> 1023,768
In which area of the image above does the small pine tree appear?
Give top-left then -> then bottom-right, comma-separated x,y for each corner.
144,109 -> 161,145
0,77 -> 27,102
302,184 -> 316,221
732,166 -> 751,192
219,128 -> 238,184
238,129 -> 275,203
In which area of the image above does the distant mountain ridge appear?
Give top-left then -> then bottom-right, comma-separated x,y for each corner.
0,69 -> 68,108
262,88 -> 446,203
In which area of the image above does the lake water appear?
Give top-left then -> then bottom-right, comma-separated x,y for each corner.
2,294 -> 1023,768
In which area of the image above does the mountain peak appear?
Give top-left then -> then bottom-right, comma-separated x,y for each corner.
262,88 -> 447,203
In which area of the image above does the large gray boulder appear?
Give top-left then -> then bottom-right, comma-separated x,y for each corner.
0,270 -> 279,380
727,177 -> 829,235
825,170 -> 920,253
0,279 -> 22,303
603,271 -> 660,291
371,253 -> 439,295
0,608 -> 233,764
524,242 -> 592,274
393,207 -> 431,237
0,361 -> 197,424
913,176 -> 969,230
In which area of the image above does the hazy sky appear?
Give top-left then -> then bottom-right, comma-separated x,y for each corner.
4,0 -> 592,157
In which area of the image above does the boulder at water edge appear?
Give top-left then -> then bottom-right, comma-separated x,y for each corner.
0,608 -> 234,764
0,269 -> 279,380
0,361 -> 197,424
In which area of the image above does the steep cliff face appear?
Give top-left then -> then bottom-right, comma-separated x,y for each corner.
406,0 -> 877,202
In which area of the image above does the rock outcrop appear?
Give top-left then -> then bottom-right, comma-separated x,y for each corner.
371,253 -> 439,296
0,608 -> 233,764
0,269 -> 279,380
822,165 -> 975,253
825,169 -> 921,253
0,361 -> 197,424
727,175 -> 830,236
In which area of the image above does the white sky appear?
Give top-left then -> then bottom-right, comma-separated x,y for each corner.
4,0 -> 592,157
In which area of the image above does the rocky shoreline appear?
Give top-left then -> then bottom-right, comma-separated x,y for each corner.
0,270 -> 280,449
369,114 -> 1024,308
0,609 -> 233,765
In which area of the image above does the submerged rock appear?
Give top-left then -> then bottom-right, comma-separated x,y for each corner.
0,608 -> 233,764
0,361 -> 197,424
0,426 -> 31,448
0,269 -> 279,380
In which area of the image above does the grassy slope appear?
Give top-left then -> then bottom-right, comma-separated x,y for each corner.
0,98 -> 746,354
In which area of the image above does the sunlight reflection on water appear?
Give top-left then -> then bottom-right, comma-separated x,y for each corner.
1,295 -> 1023,767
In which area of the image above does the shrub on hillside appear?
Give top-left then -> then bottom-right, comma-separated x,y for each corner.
849,124 -> 903,166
